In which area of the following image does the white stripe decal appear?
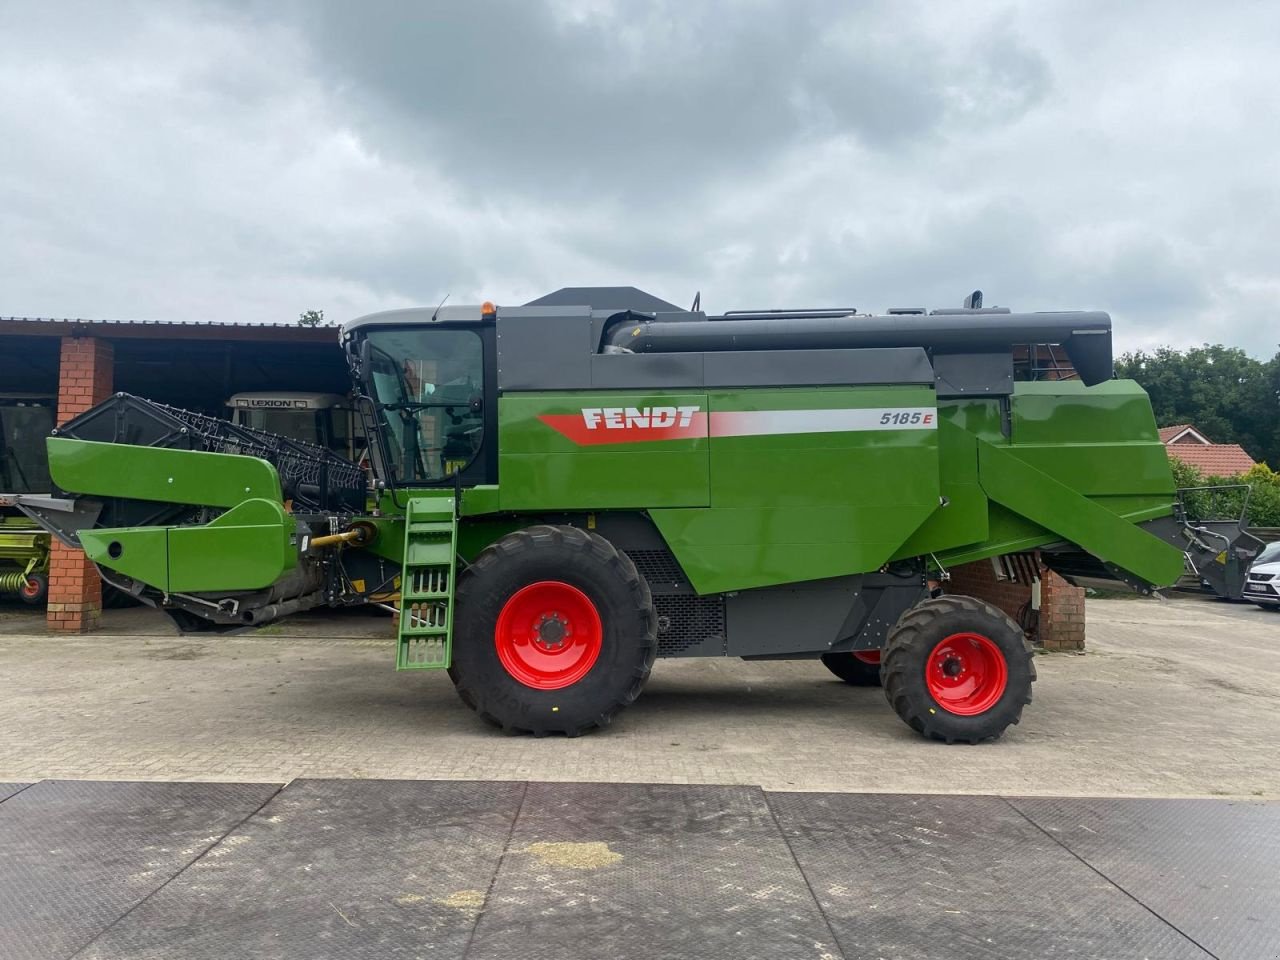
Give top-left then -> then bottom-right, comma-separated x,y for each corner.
708,407 -> 937,438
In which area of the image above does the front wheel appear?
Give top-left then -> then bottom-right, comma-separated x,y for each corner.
448,525 -> 657,736
882,595 -> 1035,744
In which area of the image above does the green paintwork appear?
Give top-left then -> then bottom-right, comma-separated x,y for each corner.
461,485 -> 502,516
363,515 -> 407,564
498,393 -> 710,510
169,498 -> 295,592
80,527 -> 170,590
48,438 -> 281,507
975,439 -> 1184,586
651,386 -> 939,593
397,495 -> 457,670
896,378 -> 1172,576
893,418 -> 988,559
915,380 -> 1178,580
480,378 -> 1177,594
82,498 -> 295,593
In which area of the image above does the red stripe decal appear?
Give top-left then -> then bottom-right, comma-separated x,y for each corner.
539,408 -> 708,445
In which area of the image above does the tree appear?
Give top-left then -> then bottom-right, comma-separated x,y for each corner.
1115,345 -> 1280,468
297,309 -> 324,328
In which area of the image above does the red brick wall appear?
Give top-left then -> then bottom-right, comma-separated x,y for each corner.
947,558 -> 1031,624
1039,570 -> 1085,651
946,554 -> 1086,651
46,336 -> 114,633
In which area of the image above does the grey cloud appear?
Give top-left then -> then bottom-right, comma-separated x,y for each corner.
0,0 -> 1276,361
258,0 -> 1052,201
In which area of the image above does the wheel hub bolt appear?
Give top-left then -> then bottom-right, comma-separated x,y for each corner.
535,612 -> 569,649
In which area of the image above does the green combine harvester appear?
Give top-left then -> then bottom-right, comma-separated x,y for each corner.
14,289 -> 1256,742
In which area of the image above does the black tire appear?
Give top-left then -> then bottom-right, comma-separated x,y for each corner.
820,652 -> 882,686
164,608 -> 220,633
19,572 -> 48,605
882,595 -> 1035,744
101,583 -> 140,609
449,525 -> 657,736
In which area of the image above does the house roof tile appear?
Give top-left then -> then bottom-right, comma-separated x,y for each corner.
1165,443 -> 1257,477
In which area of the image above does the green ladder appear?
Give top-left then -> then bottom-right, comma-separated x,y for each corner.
396,496 -> 458,670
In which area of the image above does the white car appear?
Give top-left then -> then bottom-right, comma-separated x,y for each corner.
1244,541 -> 1280,609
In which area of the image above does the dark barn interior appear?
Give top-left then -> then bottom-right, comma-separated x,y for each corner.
1,318 -> 350,416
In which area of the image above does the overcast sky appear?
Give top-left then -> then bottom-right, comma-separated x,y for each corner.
2,0 -> 1278,357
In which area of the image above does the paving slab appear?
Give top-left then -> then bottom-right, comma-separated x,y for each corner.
78,779 -> 524,960
2,780 -> 1277,960
0,780 -> 280,960
768,792 -> 1211,960
467,782 -> 840,960
1010,796 -> 1280,960
0,781 -> 31,801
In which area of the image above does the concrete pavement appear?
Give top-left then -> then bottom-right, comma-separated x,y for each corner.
1,597 -> 1277,797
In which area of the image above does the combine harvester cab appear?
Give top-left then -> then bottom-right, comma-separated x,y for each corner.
15,289 -> 1259,743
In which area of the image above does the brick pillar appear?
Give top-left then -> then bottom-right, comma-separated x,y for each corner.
46,336 -> 113,632
945,554 -> 1087,651
947,558 -> 1032,625
1038,569 -> 1086,651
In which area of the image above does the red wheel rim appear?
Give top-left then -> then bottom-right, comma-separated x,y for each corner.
20,577 -> 41,600
495,581 -> 603,690
925,632 -> 1008,716
852,650 -> 881,665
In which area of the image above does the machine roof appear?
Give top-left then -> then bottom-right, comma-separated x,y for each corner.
524,286 -> 682,313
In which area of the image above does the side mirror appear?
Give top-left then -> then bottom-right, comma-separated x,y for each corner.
357,338 -> 372,382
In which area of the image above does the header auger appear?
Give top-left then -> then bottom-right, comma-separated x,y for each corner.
16,287 -> 1256,742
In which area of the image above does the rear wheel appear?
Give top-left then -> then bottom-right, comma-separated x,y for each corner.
102,583 -> 140,608
449,525 -> 657,736
18,572 -> 48,605
882,595 -> 1035,744
820,650 -> 882,686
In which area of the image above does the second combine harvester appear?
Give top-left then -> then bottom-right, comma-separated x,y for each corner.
17,288 -> 1252,743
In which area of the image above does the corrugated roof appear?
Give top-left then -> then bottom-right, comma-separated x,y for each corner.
0,315 -> 338,329
1165,444 -> 1257,477
0,315 -> 340,343
524,286 -> 682,313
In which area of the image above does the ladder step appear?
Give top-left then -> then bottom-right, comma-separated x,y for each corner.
399,637 -> 448,668
397,496 -> 457,672
407,551 -> 452,568
408,522 -> 452,533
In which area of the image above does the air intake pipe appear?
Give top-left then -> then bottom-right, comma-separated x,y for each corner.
602,311 -> 1114,386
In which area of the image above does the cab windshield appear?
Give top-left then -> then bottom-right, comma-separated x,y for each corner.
237,409 -> 321,446
364,328 -> 483,483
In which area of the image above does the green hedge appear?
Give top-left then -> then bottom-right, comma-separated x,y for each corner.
1172,457 -> 1280,527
